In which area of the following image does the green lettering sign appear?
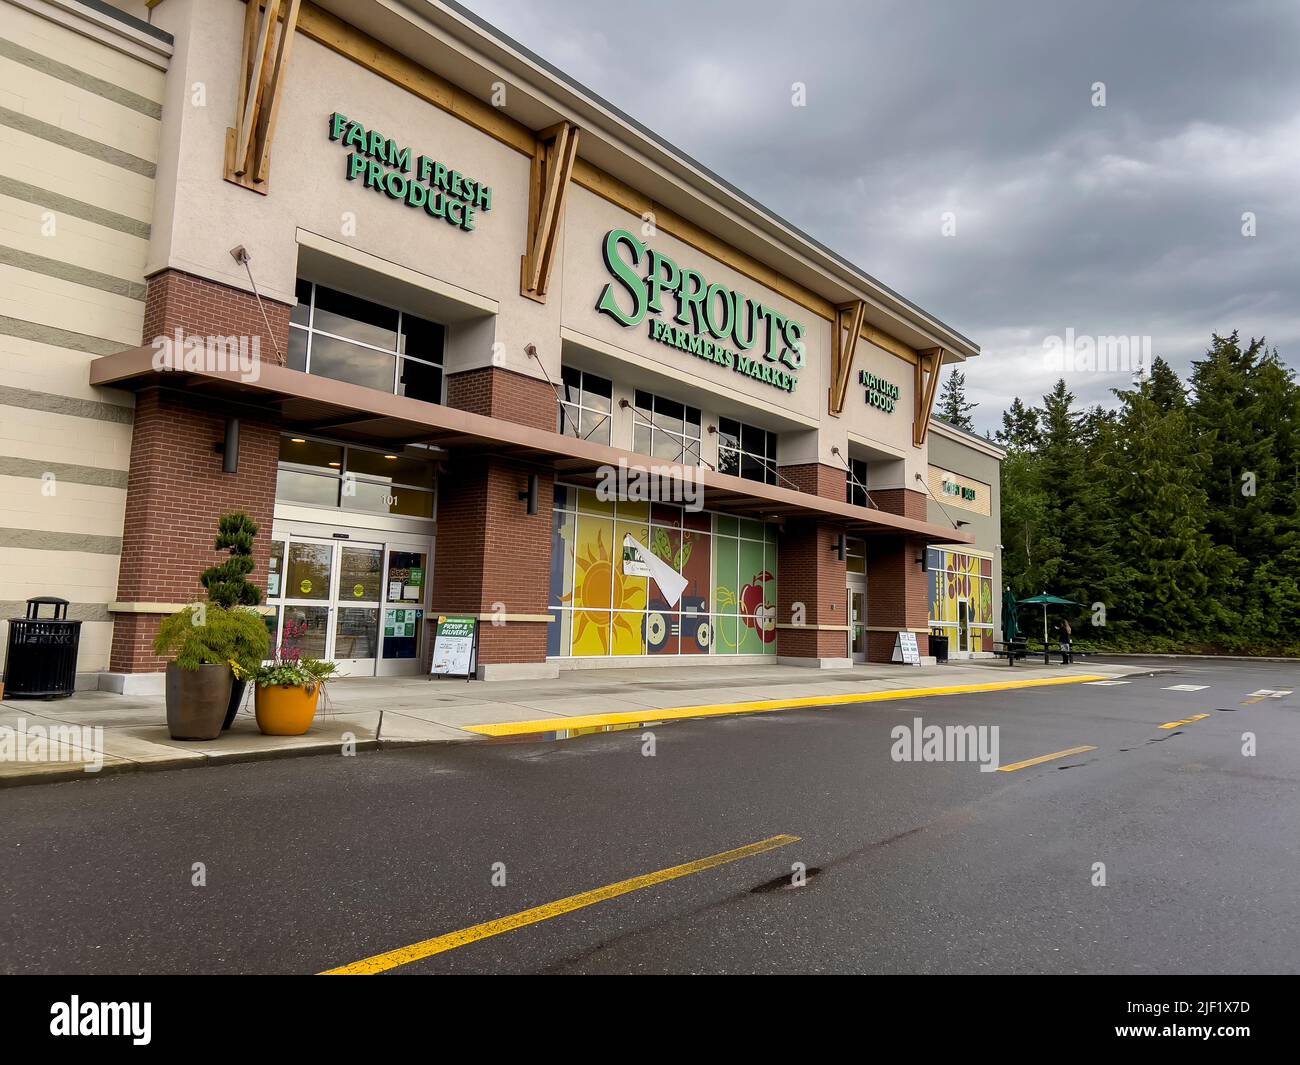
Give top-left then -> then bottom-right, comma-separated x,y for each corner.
596,229 -> 803,394
858,369 -> 899,413
328,112 -> 492,232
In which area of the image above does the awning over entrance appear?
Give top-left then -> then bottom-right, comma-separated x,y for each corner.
90,348 -> 974,545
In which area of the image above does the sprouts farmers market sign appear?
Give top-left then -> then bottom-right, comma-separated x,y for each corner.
595,229 -> 804,394
327,112 -> 492,232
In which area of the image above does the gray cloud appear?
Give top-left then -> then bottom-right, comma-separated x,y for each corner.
465,0 -> 1300,430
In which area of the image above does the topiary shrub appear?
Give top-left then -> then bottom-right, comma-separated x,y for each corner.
153,605 -> 270,672
201,512 -> 264,608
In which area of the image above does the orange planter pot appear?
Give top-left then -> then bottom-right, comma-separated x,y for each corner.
254,683 -> 321,736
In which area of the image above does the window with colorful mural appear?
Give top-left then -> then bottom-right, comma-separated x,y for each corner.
548,485 -> 778,658
927,549 -> 994,652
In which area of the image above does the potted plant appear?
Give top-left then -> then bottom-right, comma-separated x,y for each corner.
153,605 -> 270,740
199,512 -> 269,729
246,641 -> 338,736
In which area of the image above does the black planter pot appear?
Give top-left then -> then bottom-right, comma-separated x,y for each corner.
222,677 -> 248,731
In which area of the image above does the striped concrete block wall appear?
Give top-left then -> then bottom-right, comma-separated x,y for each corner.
0,0 -> 171,672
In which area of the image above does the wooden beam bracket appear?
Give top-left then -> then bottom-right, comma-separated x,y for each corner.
224,0 -> 303,195
828,300 -> 866,416
520,121 -> 580,303
913,347 -> 945,447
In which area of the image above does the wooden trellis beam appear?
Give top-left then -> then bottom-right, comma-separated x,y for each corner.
520,121 -> 580,302
828,300 -> 866,416
913,347 -> 945,447
224,0 -> 302,194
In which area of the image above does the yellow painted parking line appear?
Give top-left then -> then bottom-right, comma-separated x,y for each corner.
996,745 -> 1097,773
319,833 -> 800,975
1158,713 -> 1211,730
466,674 -> 1112,737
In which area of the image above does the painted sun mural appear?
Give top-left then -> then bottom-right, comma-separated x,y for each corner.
548,486 -> 778,658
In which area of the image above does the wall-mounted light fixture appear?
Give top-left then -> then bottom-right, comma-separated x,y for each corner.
214,417 -> 240,474
519,472 -> 539,515
834,533 -> 847,561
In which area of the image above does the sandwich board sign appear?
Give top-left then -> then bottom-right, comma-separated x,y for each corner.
431,615 -> 477,679
891,631 -> 921,666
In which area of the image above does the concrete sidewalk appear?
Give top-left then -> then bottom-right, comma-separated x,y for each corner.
0,657 -> 1153,787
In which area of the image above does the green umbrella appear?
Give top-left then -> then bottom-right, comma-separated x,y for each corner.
1001,587 -> 1020,642
1018,592 -> 1082,662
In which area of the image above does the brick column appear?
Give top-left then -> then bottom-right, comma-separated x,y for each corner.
438,365 -> 560,676
446,366 -> 555,430
110,390 -> 281,672
776,519 -> 850,664
865,535 -> 931,662
430,455 -> 554,678
871,487 -> 928,520
110,270 -> 290,673
779,462 -> 847,501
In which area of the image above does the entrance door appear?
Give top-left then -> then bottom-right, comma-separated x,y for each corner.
277,536 -> 383,677
957,600 -> 971,654
849,587 -> 868,663
333,543 -> 384,675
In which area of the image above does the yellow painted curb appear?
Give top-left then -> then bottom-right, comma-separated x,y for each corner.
465,673 -> 1113,737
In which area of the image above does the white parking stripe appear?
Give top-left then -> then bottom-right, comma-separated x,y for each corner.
1085,680 -> 1130,686
1163,684 -> 1208,692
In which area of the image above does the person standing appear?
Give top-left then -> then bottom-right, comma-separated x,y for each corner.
1058,618 -> 1073,664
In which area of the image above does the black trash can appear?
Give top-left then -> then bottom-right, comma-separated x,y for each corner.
930,631 -> 949,664
3,597 -> 82,699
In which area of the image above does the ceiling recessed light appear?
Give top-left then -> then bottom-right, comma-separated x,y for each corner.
384,454 -> 398,460
328,462 -> 341,467
290,437 -> 306,443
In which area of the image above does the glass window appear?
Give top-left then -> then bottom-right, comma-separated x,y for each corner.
849,458 -> 870,507
630,389 -> 703,465
308,334 -> 395,392
279,437 -> 343,470
556,368 -> 613,444
276,468 -> 340,508
290,280 -> 445,404
346,449 -> 435,488
312,284 -> 398,349
276,436 -> 436,519
717,416 -> 776,485
291,279 -> 312,326
397,357 -> 442,404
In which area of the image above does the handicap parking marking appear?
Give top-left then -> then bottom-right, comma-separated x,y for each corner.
1163,684 -> 1209,692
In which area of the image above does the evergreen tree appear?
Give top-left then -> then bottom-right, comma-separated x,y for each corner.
1144,355 -> 1187,413
996,397 -> 1040,450
1029,380 -> 1117,627
1108,376 -> 1228,639
937,367 -> 977,431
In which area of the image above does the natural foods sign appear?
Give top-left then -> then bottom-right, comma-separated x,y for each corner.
595,229 -> 804,394
859,369 -> 899,413
328,112 -> 492,232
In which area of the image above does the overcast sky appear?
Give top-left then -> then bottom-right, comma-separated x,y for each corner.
464,0 -> 1299,433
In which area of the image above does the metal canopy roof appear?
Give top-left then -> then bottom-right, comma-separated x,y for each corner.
90,347 -> 973,545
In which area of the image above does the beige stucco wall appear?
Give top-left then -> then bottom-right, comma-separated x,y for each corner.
147,0 -> 558,385
143,0 -> 939,482
0,0 -> 167,672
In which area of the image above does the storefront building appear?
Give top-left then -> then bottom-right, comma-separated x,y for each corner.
924,419 -> 1005,657
0,0 -> 997,686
